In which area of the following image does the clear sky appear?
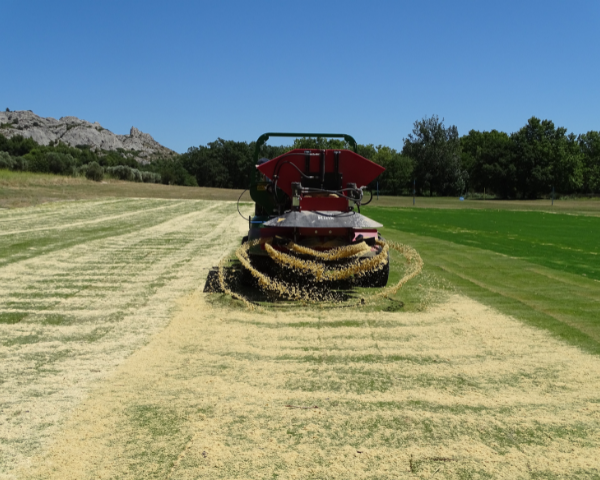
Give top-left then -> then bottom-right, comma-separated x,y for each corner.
3,0 -> 599,153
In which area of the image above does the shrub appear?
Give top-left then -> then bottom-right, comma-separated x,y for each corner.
107,165 -> 134,181
131,168 -> 143,182
0,151 -> 14,169
85,161 -> 104,182
141,171 -> 161,183
0,134 -> 37,156
23,150 -> 48,172
46,152 -> 76,175
12,156 -> 28,171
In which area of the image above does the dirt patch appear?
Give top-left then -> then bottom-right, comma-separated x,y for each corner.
18,293 -> 600,479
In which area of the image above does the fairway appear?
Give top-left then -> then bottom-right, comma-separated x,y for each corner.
1,196 -> 599,479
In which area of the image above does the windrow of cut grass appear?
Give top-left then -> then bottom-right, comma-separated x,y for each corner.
365,206 -> 600,355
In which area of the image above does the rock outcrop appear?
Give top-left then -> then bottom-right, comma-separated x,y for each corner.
0,110 -> 176,162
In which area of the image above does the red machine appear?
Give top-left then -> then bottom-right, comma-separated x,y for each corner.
245,133 -> 389,287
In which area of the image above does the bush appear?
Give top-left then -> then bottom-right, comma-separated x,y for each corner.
141,171 -> 161,183
46,152 -> 76,175
131,168 -> 143,182
0,133 -> 38,157
12,156 -> 28,171
147,157 -> 198,186
106,165 -> 134,181
85,161 -> 104,182
0,151 -> 14,169
104,165 -> 163,183
22,150 -> 48,173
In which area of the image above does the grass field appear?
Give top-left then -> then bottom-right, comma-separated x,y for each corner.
1,182 -> 599,479
368,194 -> 600,216
364,206 -> 600,355
0,170 -> 246,209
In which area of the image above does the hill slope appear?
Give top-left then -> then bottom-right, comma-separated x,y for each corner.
0,110 -> 176,163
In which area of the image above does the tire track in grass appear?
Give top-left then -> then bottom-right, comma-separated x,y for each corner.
0,199 -> 250,478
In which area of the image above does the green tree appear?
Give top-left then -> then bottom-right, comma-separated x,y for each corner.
0,133 -> 38,157
511,117 -> 583,198
552,133 -> 583,194
85,161 -> 104,182
142,158 -> 197,186
579,131 -> 600,194
291,137 -> 349,150
181,139 -> 253,188
357,144 -> 377,160
369,145 -> 413,195
0,151 -> 14,169
402,115 -> 466,196
461,130 -> 515,197
46,152 -> 76,175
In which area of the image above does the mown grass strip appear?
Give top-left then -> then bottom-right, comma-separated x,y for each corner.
0,199 -> 212,267
378,228 -> 600,355
365,206 -> 600,280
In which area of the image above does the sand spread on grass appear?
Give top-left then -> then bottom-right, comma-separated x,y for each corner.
0,199 -> 250,479
19,293 -> 600,479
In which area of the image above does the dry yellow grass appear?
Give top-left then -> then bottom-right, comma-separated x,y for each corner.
0,199 -> 252,479
17,293 -> 600,479
3,197 -> 599,479
0,170 -> 247,208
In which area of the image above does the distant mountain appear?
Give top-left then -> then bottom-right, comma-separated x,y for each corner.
0,110 -> 176,163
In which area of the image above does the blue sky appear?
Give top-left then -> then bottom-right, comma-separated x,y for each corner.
3,0 -> 599,153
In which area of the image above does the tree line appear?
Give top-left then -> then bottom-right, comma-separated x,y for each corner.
2,116 -> 599,198
179,117 -> 600,198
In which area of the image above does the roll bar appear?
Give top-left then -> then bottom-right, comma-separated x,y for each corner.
254,132 -> 358,163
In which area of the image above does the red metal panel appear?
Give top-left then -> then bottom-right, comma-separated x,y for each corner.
299,196 -> 348,211
257,149 -> 385,198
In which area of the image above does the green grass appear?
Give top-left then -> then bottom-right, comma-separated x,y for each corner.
366,207 -> 600,280
364,206 -> 600,354
369,194 -> 600,216
0,312 -> 28,324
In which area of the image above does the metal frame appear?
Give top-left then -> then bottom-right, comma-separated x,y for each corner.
254,132 -> 358,163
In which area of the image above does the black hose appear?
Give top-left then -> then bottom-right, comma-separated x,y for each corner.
236,188 -> 249,220
274,161 -> 315,180
361,189 -> 374,205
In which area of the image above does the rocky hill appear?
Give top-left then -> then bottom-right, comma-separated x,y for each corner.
0,110 -> 176,163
